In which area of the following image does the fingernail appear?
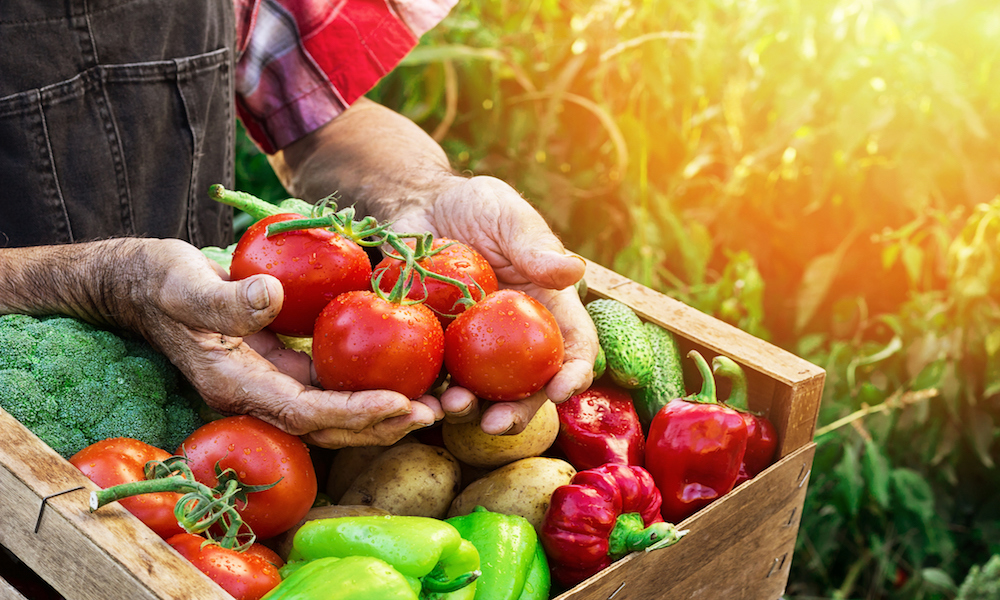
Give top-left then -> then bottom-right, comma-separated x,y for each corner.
450,403 -> 475,418
246,277 -> 271,310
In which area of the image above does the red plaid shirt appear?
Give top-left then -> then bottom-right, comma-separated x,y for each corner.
233,0 -> 456,154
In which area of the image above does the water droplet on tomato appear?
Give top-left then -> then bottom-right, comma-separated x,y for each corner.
243,448 -> 251,455
227,444 -> 236,452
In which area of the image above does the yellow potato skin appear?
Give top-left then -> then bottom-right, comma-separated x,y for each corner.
447,456 -> 577,533
338,442 -> 462,519
442,399 -> 560,469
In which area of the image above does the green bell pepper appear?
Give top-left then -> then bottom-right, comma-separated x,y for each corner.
263,556 -> 419,600
289,515 -> 481,600
446,506 -> 551,600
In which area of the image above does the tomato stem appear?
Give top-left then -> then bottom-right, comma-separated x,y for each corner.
90,455 -> 269,551
210,184 -> 284,222
376,232 -> 482,311
211,186 -> 487,313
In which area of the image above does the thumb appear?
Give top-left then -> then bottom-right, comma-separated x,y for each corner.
517,248 -> 587,291
160,271 -> 285,336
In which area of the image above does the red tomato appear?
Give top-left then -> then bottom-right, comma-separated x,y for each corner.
444,289 -> 564,401
167,533 -> 281,600
69,438 -> 185,539
176,416 -> 317,541
312,290 -> 445,400
373,238 -> 499,326
229,213 -> 372,337
242,542 -> 285,569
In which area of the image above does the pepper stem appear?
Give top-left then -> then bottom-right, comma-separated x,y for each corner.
712,355 -> 752,413
685,350 -> 718,405
607,514 -> 686,560
420,568 -> 481,594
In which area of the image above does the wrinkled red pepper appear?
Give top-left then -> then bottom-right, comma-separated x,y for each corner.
539,463 -> 685,588
644,350 -> 748,524
713,355 -> 778,485
554,380 -> 645,471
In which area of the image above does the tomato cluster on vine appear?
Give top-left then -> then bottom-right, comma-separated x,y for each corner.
228,205 -> 564,402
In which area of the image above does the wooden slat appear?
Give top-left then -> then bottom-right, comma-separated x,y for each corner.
0,575 -> 30,600
0,409 -> 229,600
553,443 -> 816,600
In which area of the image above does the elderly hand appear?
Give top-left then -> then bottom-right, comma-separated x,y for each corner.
386,175 -> 599,435
1,237 -> 440,448
270,98 -> 600,435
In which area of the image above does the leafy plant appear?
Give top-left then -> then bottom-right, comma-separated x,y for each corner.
233,0 -> 1000,597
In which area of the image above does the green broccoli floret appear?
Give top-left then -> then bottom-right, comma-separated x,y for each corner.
957,555 -> 1000,600
0,314 -> 40,370
0,368 -> 59,425
31,422 -> 89,459
162,394 -> 209,452
0,314 -> 206,458
88,395 -> 169,448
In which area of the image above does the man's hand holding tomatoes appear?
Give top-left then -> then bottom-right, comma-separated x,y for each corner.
0,238 -> 440,447
270,98 -> 600,435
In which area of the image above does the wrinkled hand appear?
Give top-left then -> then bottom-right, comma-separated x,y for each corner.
386,175 -> 600,434
120,238 -> 439,447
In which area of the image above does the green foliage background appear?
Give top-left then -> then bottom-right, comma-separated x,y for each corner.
235,0 -> 1000,597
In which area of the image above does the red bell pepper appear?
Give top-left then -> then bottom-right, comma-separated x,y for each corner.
644,350 -> 749,524
712,355 -> 778,485
539,463 -> 685,588
554,380 -> 645,471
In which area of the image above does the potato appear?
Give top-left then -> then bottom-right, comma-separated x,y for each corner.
338,442 -> 462,519
325,436 -> 419,502
442,399 -> 560,469
447,456 -> 576,532
270,504 -> 390,561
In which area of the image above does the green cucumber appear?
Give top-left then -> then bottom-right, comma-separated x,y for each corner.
593,344 -> 607,380
586,298 -> 655,389
631,321 -> 686,430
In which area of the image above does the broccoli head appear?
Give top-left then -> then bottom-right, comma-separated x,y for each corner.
0,314 -> 206,458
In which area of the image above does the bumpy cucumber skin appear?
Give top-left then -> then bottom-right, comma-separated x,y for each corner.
586,299 -> 655,389
593,344 -> 607,380
632,321 -> 686,430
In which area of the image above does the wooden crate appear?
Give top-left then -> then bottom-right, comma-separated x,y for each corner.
0,259 -> 824,600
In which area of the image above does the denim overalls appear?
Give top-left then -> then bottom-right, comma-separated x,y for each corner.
0,0 -> 236,248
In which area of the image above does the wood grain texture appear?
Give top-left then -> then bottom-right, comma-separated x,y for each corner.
0,409 -> 229,600
0,575 -> 30,600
